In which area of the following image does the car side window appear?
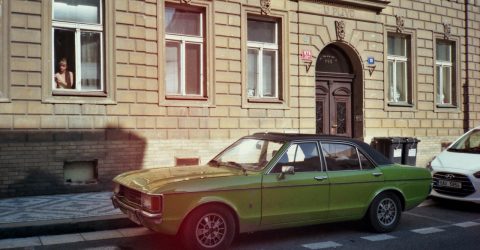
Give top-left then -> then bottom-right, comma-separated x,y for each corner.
358,151 -> 375,170
271,142 -> 321,173
322,143 -> 361,171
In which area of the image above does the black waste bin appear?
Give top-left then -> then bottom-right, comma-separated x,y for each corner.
402,137 -> 420,166
371,137 -> 404,164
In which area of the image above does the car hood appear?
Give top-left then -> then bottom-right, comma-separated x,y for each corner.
113,165 -> 246,193
432,150 -> 480,173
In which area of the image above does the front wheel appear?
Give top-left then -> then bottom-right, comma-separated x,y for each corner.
181,205 -> 236,250
366,192 -> 402,233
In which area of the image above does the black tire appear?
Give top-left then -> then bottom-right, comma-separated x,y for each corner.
366,192 -> 402,233
181,205 -> 236,250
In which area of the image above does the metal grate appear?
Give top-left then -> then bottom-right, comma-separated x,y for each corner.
433,172 -> 476,197
119,185 -> 141,206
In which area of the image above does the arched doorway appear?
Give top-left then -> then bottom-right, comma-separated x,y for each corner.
315,44 -> 362,138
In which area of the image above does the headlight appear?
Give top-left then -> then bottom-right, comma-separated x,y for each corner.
141,194 -> 163,212
114,183 -> 120,194
474,171 -> 480,178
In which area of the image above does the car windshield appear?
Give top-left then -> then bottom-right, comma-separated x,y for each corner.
448,129 -> 480,153
209,138 -> 284,171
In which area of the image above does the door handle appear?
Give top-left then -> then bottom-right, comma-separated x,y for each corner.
372,172 -> 383,177
332,124 -> 338,128
314,176 -> 328,181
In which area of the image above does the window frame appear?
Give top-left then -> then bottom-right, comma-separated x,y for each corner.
51,2 -> 105,93
41,0 -> 116,104
158,0 -> 214,107
164,6 -> 204,97
434,37 -> 460,112
247,18 -> 279,99
383,28 -> 417,111
241,6 -> 289,109
0,0 -> 9,102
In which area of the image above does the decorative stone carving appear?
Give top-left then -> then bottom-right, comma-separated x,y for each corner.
395,15 -> 405,33
443,23 -> 451,40
181,0 -> 192,4
335,20 -> 345,41
260,0 -> 271,15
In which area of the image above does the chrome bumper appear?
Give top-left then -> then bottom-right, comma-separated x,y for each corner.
111,194 -> 163,225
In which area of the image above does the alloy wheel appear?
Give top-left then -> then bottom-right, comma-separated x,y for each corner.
376,197 -> 398,227
195,212 -> 227,248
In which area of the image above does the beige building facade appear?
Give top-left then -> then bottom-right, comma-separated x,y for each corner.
0,0 -> 480,197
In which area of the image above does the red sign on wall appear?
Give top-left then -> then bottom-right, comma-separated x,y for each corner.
300,50 -> 313,61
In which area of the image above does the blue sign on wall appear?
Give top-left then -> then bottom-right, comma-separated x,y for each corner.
367,57 -> 375,65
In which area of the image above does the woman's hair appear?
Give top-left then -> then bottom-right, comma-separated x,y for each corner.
59,58 -> 67,66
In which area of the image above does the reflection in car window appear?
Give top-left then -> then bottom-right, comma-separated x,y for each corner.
271,142 -> 321,173
322,143 -> 360,171
449,129 -> 480,153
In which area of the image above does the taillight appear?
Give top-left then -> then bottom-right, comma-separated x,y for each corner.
141,194 -> 162,212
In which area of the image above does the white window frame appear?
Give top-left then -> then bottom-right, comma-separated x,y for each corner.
436,43 -> 453,105
247,20 -> 279,99
51,0 -> 104,92
165,10 -> 204,97
387,35 -> 408,103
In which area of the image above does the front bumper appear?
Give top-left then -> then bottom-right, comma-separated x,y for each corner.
111,194 -> 163,226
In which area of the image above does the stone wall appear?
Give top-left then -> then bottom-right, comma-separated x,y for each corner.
1,0 -> 480,197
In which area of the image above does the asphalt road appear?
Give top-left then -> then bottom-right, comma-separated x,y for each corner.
4,198 -> 480,250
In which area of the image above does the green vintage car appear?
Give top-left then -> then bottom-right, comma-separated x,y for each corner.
112,133 -> 431,250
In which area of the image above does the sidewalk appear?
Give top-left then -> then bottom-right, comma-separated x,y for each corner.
0,192 -> 137,239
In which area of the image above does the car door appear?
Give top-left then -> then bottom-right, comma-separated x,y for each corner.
320,142 -> 385,219
261,141 -> 330,225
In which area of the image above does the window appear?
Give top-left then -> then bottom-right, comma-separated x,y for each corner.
272,142 -> 321,173
358,151 -> 375,170
247,17 -> 280,99
52,0 -> 104,93
164,5 -> 204,97
321,143 -> 361,171
436,40 -> 456,106
387,34 -> 411,104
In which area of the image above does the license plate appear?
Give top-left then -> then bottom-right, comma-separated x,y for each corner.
126,210 -> 141,225
438,179 -> 462,189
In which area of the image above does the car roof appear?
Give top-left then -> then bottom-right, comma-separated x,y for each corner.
245,132 -> 393,166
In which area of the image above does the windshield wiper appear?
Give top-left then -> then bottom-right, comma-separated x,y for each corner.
208,159 -> 221,167
225,161 -> 248,175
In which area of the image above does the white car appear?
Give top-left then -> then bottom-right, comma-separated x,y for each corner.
429,127 -> 480,203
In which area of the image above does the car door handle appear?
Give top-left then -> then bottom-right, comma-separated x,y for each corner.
314,176 -> 328,181
372,172 -> 383,177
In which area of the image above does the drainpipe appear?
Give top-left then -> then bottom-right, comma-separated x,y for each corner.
297,1 -> 301,132
463,0 -> 470,132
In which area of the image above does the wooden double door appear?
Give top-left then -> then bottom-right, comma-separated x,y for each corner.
315,72 -> 354,137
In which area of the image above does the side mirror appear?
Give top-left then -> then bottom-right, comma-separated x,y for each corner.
278,165 -> 295,180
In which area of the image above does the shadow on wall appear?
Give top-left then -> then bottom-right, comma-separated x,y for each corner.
0,127 -> 146,198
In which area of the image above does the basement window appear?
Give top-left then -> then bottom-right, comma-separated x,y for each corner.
64,160 -> 98,184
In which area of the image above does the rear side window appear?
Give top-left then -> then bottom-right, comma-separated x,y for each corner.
359,151 -> 375,170
271,142 -> 321,173
321,143 -> 360,171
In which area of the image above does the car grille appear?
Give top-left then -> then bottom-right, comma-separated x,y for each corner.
119,185 -> 141,206
433,172 -> 476,197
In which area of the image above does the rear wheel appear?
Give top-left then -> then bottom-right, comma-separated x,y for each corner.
181,205 -> 236,250
366,192 -> 402,233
